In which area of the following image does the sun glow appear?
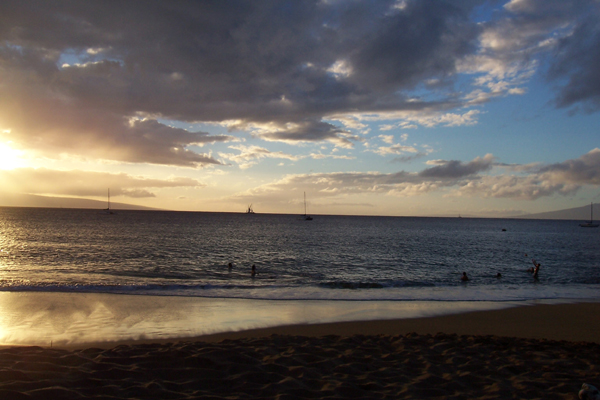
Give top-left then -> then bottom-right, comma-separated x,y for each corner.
0,143 -> 25,170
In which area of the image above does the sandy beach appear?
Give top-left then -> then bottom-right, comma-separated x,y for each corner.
1,301 -> 599,399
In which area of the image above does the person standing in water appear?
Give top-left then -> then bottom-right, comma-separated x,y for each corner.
251,264 -> 256,277
461,272 -> 469,281
533,263 -> 540,279
530,259 -> 540,279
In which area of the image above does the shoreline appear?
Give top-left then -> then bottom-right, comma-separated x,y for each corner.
0,291 -> 519,348
188,301 -> 600,344
0,291 -> 598,349
55,300 -> 600,350
1,301 -> 599,399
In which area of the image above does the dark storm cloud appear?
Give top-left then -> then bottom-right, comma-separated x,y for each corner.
0,0 -> 484,164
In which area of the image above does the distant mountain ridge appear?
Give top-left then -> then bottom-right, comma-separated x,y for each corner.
0,192 -> 596,219
515,203 -> 598,220
0,193 -> 157,210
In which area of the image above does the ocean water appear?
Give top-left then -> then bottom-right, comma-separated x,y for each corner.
0,207 -> 599,303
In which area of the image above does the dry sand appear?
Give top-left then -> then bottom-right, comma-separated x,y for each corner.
1,302 -> 599,399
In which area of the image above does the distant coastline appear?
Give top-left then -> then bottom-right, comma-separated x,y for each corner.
0,193 -> 596,219
0,193 -> 159,211
511,202 -> 598,220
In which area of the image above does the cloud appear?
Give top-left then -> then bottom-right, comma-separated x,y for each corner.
231,119 -> 362,148
0,0 -> 597,169
453,175 -> 578,200
229,153 -> 500,203
452,148 -> 600,199
537,148 -> 600,184
219,144 -> 302,169
472,0 -> 600,111
372,145 -> 420,156
391,152 -> 430,163
0,83 -> 230,167
358,109 -> 483,129
309,153 -> 355,160
0,0 -> 484,161
420,154 -> 495,178
230,149 -> 600,203
0,168 -> 204,198
455,0 -> 599,113
369,133 -> 429,160
379,135 -> 395,144
546,5 -> 600,111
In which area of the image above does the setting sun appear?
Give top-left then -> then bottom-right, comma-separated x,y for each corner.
0,143 -> 24,170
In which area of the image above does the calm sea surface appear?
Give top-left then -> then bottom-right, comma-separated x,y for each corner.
0,207 -> 599,303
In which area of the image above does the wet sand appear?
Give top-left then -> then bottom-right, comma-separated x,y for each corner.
1,302 -> 599,399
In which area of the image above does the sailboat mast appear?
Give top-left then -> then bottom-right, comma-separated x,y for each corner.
301,191 -> 313,220
304,192 -> 307,215
579,202 -> 598,227
108,188 -> 111,209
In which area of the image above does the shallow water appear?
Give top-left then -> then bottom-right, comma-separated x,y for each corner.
0,207 -> 599,303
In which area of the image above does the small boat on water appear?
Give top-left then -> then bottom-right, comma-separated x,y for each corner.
302,192 -> 312,221
580,202 -> 599,227
104,188 -> 114,215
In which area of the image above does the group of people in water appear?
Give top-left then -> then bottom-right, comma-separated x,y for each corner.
461,256 -> 541,282
228,262 -> 257,277
461,271 -> 503,282
232,257 -> 542,283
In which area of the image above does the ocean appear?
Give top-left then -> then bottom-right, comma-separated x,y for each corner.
1,207 -> 599,304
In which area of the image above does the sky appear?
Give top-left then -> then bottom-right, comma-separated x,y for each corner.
1,0 -> 599,217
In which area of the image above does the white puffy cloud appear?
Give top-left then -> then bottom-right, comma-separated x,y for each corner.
219,145 -> 302,169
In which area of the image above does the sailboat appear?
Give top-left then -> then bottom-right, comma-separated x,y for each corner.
246,204 -> 255,214
579,202 -> 598,227
104,188 -> 114,215
302,192 -> 313,221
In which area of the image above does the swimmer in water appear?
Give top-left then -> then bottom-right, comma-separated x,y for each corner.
530,258 -> 541,278
533,263 -> 540,279
528,258 -> 540,273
